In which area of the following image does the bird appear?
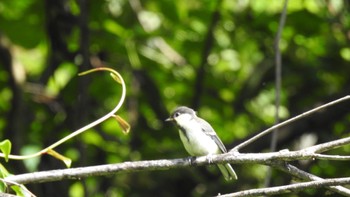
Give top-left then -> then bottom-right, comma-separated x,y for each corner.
166,106 -> 237,181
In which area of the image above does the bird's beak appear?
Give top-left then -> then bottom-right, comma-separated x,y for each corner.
165,117 -> 173,122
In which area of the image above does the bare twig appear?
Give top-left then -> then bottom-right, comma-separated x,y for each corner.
5,134 -> 350,185
3,95 -> 350,195
219,177 -> 350,197
267,161 -> 350,196
4,158 -> 189,185
271,0 -> 288,153
231,95 -> 350,152
266,0 -> 289,187
305,135 -> 350,153
313,154 -> 350,160
192,0 -> 222,108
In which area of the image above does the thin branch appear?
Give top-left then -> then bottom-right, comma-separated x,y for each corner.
192,0 -> 222,108
5,137 -> 350,186
313,154 -> 350,160
267,161 -> 350,196
3,95 -> 350,195
219,177 -> 350,197
271,0 -> 288,153
266,0 -> 288,187
231,95 -> 350,152
305,135 -> 350,153
4,158 -> 189,185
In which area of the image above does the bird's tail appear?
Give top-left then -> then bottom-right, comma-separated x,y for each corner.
217,163 -> 238,181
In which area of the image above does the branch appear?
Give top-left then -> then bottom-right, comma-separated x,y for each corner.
4,158 -> 189,185
4,95 -> 350,195
271,0 -> 288,151
269,162 -> 350,196
192,0 -> 222,108
231,95 -> 350,152
5,136 -> 350,185
312,154 -> 350,160
266,0 -> 289,187
304,135 -> 350,153
220,177 -> 350,197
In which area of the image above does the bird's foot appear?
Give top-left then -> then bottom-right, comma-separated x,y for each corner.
188,156 -> 196,165
207,154 -> 214,164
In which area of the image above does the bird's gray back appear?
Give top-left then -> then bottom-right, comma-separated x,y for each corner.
195,117 -> 227,153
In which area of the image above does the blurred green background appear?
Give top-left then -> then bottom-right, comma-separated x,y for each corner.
1,0 -> 350,196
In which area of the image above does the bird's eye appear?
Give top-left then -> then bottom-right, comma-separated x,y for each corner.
174,112 -> 180,117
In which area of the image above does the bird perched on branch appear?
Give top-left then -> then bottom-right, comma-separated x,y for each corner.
166,106 -> 237,181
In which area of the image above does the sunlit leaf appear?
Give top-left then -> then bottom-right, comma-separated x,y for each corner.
0,181 -> 5,193
0,164 -> 34,197
11,185 -> 33,197
0,140 -> 11,162
112,115 -> 130,134
110,73 -> 122,84
0,164 -> 9,178
0,164 -> 9,191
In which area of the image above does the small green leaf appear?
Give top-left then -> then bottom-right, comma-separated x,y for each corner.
112,115 -> 131,134
0,165 -> 34,196
0,140 -> 12,162
110,73 -> 122,84
47,149 -> 72,168
0,164 -> 9,192
0,164 -> 9,178
0,181 -> 5,193
11,185 -> 24,197
11,185 -> 33,197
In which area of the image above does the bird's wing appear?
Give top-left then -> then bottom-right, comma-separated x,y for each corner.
197,118 -> 227,153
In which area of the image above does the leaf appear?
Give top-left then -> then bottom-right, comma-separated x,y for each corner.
110,73 -> 122,84
0,163 -> 34,196
0,164 -> 9,178
10,185 -> 23,196
11,185 -> 33,197
46,149 -> 72,168
112,115 -> 131,134
0,164 -> 10,192
0,140 -> 12,162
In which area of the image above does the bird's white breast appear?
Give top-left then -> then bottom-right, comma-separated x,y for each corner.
177,116 -> 220,156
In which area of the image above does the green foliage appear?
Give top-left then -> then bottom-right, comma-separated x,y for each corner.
0,163 -> 32,197
0,163 -> 9,191
0,140 -> 11,162
0,0 -> 350,196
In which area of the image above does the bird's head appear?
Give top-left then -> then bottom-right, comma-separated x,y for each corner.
166,106 -> 196,126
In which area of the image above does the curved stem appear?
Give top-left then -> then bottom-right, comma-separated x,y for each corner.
1,67 -> 126,160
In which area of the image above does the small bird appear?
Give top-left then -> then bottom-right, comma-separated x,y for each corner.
166,106 -> 237,181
